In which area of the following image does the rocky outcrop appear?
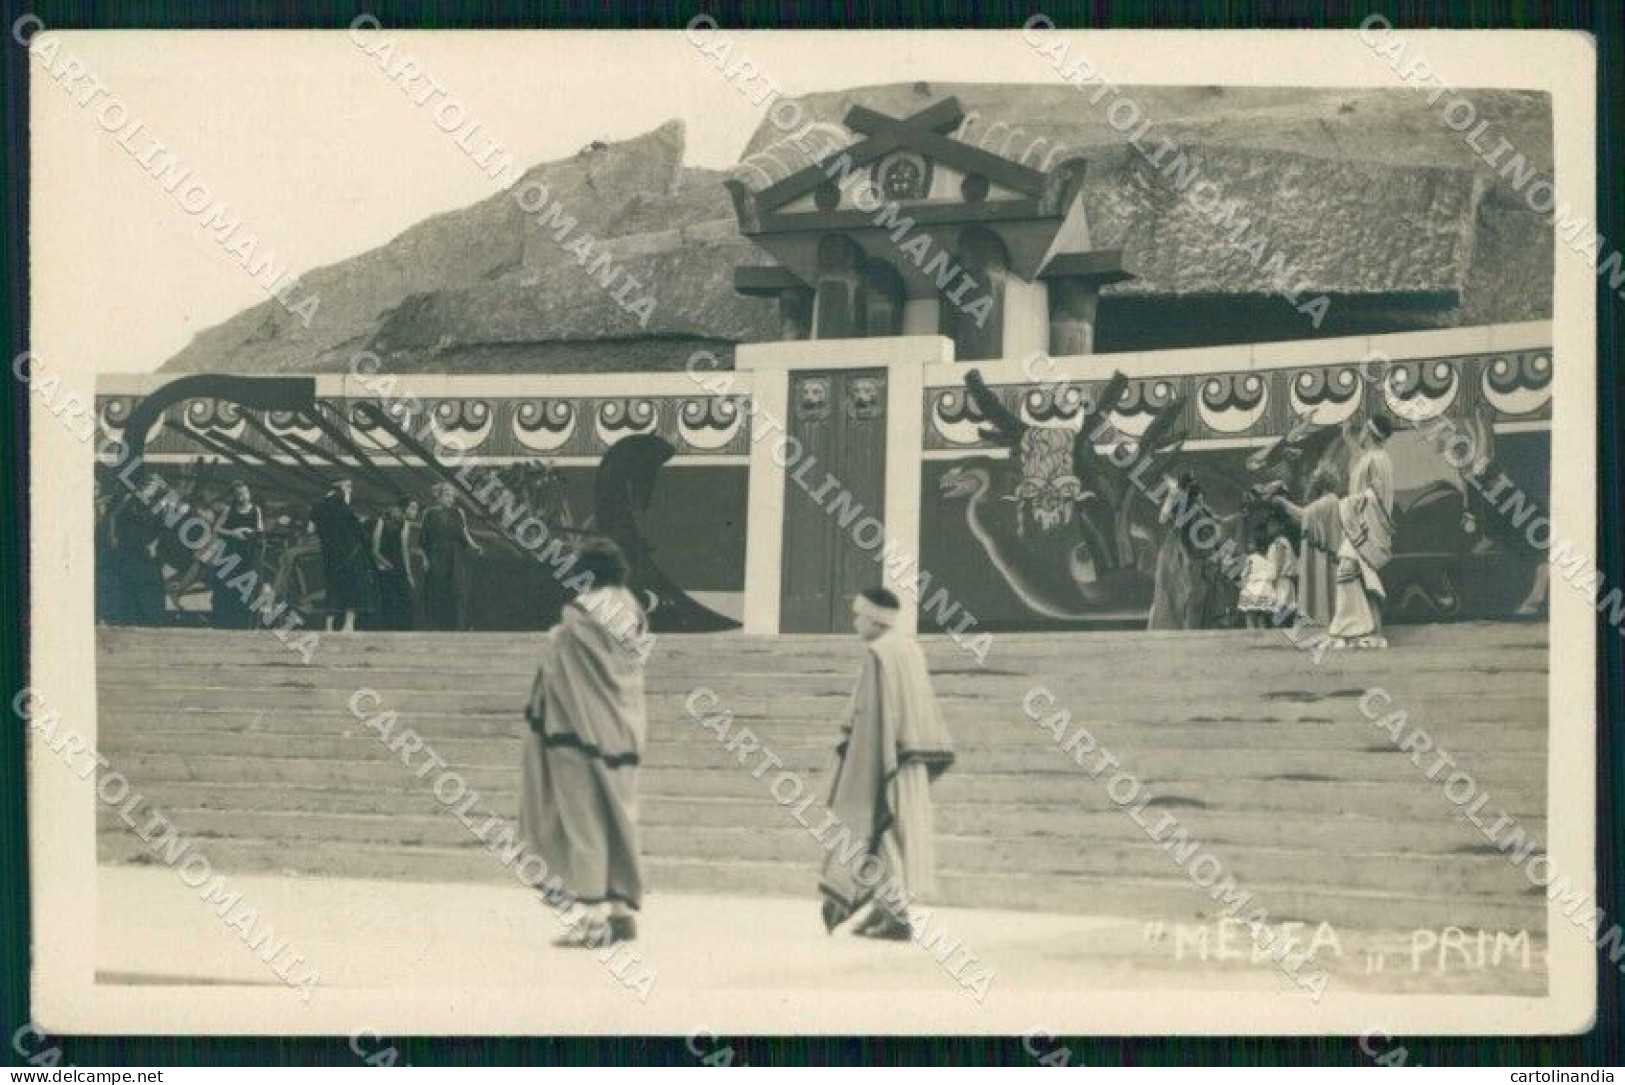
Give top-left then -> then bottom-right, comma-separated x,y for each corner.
161,121 -> 776,375
741,83 -> 1553,190
1080,143 -> 1485,299
160,84 -> 1552,376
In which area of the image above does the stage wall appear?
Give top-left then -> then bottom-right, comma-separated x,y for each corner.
95,321 -> 1551,633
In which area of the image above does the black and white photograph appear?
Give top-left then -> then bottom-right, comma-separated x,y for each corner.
21,23 -> 1600,1041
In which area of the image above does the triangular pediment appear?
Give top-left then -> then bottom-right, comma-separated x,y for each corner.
725,95 -> 1133,299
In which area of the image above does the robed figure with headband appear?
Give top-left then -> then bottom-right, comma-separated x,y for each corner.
819,588 -> 956,941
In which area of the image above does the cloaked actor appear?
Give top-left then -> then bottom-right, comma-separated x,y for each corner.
820,588 -> 955,941
1274,414 -> 1396,648
307,477 -> 380,633
518,537 -> 649,947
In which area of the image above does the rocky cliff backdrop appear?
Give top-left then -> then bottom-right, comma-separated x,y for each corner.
158,83 -> 1553,376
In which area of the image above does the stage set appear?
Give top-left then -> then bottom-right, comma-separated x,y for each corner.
94,94 -> 1553,995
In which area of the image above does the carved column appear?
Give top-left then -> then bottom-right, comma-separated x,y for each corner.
735,266 -> 814,341
1047,277 -> 1100,356
777,287 -> 814,341
1039,250 -> 1133,357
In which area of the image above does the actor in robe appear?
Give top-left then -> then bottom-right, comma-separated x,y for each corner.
108,479 -> 168,626
519,538 -> 648,948
1289,466 -> 1343,628
1147,473 -> 1231,630
211,480 -> 265,629
1276,415 -> 1395,648
307,477 -> 380,633
421,483 -> 483,631
370,496 -> 422,630
819,588 -> 956,942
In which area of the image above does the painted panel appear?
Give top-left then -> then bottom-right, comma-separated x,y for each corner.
918,349 -> 1553,631
94,380 -> 749,634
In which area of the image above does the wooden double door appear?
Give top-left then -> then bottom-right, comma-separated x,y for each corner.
779,368 -> 888,633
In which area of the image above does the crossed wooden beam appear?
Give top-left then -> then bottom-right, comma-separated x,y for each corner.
755,96 -> 1048,210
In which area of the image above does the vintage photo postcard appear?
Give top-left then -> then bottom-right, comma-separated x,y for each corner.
24,26 -> 1598,1037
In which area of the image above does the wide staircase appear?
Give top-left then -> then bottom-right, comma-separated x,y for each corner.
97,623 -> 1549,935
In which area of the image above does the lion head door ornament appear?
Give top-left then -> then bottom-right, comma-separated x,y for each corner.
1006,427 -> 1090,536
847,377 -> 885,421
795,378 -> 832,423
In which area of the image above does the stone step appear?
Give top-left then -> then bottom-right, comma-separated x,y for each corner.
95,833 -> 1545,934
95,647 -> 1549,683
101,794 -> 1545,855
105,751 -> 1544,818
95,624 -> 1551,929
96,807 -> 1538,898
95,710 -> 1551,756
94,622 -> 1549,656
99,729 -> 1544,785
97,684 -> 1549,726
96,697 -> 1551,734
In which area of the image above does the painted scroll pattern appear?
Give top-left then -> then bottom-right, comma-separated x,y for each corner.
99,393 -> 755,460
923,349 -> 1552,450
